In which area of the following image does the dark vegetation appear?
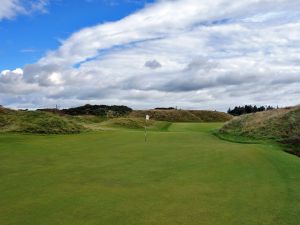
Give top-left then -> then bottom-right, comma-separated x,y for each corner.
39,104 -> 133,116
154,107 -> 176,110
227,105 -> 277,116
280,137 -> 300,156
220,105 -> 300,156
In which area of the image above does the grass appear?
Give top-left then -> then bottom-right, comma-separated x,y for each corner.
100,117 -> 172,131
0,123 -> 299,225
130,109 -> 232,122
0,107 -> 230,134
220,106 -> 300,155
220,106 -> 300,139
0,109 -> 84,134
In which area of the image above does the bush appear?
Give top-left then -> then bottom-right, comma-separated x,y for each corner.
61,104 -> 132,116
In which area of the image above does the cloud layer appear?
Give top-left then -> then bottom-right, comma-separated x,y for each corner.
1,0 -> 300,110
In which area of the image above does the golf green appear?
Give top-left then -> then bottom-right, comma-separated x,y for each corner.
0,123 -> 299,225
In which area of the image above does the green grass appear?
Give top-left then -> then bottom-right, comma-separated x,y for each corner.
0,123 -> 299,225
168,122 -> 224,132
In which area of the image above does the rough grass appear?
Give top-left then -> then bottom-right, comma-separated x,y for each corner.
220,105 -> 300,155
0,123 -> 299,225
130,109 -> 232,122
100,117 -> 172,131
0,109 -> 84,134
0,107 -> 230,134
100,117 -> 153,129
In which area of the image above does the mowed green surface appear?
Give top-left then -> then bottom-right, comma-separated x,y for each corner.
0,123 -> 299,225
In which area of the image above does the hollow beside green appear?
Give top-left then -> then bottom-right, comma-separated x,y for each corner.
0,123 -> 299,225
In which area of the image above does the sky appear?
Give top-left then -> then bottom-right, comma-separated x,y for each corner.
0,0 -> 299,111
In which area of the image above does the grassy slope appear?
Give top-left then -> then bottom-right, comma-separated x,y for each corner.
99,117 -> 171,131
0,123 -> 299,225
0,108 -> 83,134
219,106 -> 300,155
0,107 -> 230,134
130,109 -> 232,122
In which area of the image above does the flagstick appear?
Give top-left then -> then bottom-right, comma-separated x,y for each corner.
145,115 -> 149,142
144,120 -> 147,142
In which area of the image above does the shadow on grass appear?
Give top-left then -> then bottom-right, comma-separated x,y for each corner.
213,130 -> 300,157
212,130 -> 264,144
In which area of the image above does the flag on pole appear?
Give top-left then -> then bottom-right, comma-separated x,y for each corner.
145,115 -> 149,142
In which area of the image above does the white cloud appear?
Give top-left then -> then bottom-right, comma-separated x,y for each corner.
1,0 -> 300,110
0,0 -> 48,20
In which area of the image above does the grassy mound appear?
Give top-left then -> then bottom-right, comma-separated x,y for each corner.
130,109 -> 232,122
189,110 -> 233,122
101,118 -> 151,129
100,117 -> 171,131
0,108 -> 84,134
219,105 -> 300,155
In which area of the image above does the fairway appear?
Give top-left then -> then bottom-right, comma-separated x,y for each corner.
0,123 -> 299,225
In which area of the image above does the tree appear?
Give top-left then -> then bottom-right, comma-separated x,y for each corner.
227,105 -> 277,116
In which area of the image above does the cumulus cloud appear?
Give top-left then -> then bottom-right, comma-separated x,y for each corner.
0,68 -> 40,96
1,0 -> 300,110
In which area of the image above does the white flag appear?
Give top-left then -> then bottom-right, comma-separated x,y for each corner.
146,115 -> 150,120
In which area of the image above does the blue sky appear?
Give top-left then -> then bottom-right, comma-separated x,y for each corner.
0,0 -> 154,69
0,0 -> 300,110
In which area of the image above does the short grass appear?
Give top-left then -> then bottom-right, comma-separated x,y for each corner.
0,123 -> 299,225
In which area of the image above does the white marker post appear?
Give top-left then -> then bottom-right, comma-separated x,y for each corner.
145,115 -> 150,142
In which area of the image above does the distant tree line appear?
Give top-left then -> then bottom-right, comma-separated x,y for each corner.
39,104 -> 132,117
155,107 -> 177,110
227,105 -> 277,116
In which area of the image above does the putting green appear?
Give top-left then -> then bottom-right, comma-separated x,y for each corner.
0,123 -> 299,225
